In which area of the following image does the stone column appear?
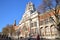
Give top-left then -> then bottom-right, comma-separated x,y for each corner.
37,16 -> 40,35
44,27 -> 46,36
50,26 -> 52,37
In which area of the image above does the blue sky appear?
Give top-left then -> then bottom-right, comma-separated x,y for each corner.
0,0 -> 42,32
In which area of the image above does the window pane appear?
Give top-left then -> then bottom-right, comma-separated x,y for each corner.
34,22 -> 37,27
31,23 -> 33,27
40,21 -> 43,25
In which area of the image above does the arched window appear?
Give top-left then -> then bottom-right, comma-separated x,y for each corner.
40,27 -> 43,29
45,26 -> 50,36
23,26 -> 27,31
50,25 -> 54,27
50,25 -> 58,36
40,27 -> 44,36
50,25 -> 55,36
45,26 -> 48,28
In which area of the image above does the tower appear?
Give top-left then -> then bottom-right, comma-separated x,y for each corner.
25,1 -> 36,13
13,20 -> 16,26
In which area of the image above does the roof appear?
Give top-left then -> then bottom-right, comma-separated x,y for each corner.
39,10 -> 60,21
13,26 -> 19,30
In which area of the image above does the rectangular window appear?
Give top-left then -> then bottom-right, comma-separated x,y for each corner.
58,15 -> 60,19
45,19 -> 48,24
49,17 -> 54,23
31,23 -> 33,27
40,21 -> 43,25
34,22 -> 37,27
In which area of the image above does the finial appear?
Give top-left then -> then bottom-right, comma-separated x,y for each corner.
25,1 -> 36,12
29,1 -> 33,5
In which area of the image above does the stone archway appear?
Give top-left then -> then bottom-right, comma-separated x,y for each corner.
40,27 -> 44,37
50,24 -> 58,37
21,26 -> 28,38
50,25 -> 54,36
45,26 -> 49,36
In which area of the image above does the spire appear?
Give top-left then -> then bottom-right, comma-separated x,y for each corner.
13,20 -> 16,26
25,1 -> 36,12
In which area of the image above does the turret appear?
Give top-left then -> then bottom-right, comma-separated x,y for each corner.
13,20 -> 16,26
25,1 -> 36,12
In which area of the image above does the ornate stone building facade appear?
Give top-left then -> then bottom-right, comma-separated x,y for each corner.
17,2 -> 60,39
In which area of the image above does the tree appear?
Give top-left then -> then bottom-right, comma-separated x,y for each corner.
38,0 -> 60,31
2,24 -> 10,35
2,24 -> 16,36
38,0 -> 60,13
